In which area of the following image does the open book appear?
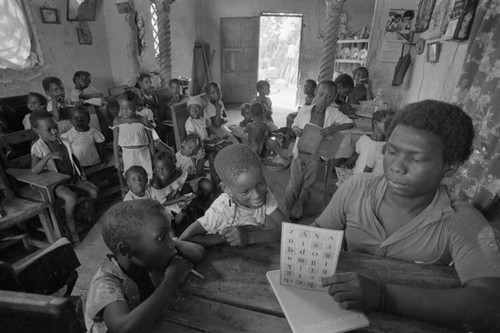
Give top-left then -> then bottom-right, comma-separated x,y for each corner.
267,223 -> 368,333
297,123 -> 345,159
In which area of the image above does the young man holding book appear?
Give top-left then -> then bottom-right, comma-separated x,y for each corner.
285,80 -> 353,222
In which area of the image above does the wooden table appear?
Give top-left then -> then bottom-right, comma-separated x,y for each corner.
155,243 -> 462,333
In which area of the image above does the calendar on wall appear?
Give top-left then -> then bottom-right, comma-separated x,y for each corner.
280,223 -> 344,290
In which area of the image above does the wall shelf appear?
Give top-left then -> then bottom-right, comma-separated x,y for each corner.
334,39 -> 369,74
335,59 -> 365,64
337,39 -> 370,44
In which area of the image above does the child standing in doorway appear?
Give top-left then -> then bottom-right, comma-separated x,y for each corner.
112,90 -> 155,179
252,80 -> 278,131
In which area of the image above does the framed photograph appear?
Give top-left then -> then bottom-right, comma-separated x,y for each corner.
77,28 -> 92,45
67,0 -> 97,21
40,8 -> 60,24
453,0 -> 478,40
427,42 -> 440,63
415,0 -> 437,32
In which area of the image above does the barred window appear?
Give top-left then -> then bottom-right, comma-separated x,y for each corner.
150,2 -> 160,58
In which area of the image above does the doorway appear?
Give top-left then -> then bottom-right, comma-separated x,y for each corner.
258,14 -> 303,127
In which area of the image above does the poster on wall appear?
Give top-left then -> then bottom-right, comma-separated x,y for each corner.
67,0 -> 97,21
415,0 -> 437,32
421,0 -> 452,40
385,9 -> 416,42
443,0 -> 466,39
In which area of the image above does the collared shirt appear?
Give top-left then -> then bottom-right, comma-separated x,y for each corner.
198,190 -> 278,235
31,137 -> 83,178
85,255 -> 164,333
292,104 -> 353,158
315,173 -> 500,285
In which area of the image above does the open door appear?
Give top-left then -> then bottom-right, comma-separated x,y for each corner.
221,17 -> 259,103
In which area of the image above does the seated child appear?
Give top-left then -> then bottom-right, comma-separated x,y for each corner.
135,72 -> 159,119
203,82 -> 238,142
251,80 -> 278,131
179,144 -> 288,247
23,92 -> 47,130
351,110 -> 394,174
175,133 -> 206,180
30,110 -> 99,245
246,103 -> 269,156
348,67 -> 373,104
228,103 -> 251,143
285,80 -> 354,221
111,90 -> 155,179
61,107 -> 106,168
304,79 -> 317,106
334,74 -> 355,116
167,78 -> 181,106
42,76 -> 72,133
123,165 -> 155,201
185,96 -> 210,141
70,71 -> 103,105
314,100 -> 500,332
85,199 -> 205,333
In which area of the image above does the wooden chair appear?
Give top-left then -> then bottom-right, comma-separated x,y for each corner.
169,94 -> 206,151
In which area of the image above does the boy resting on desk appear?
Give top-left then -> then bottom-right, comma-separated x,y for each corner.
85,199 -> 204,333
180,144 -> 288,247
315,100 -> 500,332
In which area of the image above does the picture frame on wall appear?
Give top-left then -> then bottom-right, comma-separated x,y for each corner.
40,8 -> 60,24
415,0 -> 437,32
67,0 -> 97,21
77,28 -> 92,45
453,0 -> 478,40
427,42 -> 440,63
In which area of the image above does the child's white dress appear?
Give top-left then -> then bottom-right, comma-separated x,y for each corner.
111,122 -> 153,178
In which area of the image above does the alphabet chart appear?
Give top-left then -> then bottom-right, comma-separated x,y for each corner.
280,223 -> 344,290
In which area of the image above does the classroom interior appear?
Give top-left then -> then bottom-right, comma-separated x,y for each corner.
1,0 -> 500,332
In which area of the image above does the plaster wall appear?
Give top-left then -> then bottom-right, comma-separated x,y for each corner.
366,0 -> 468,108
171,0 -> 198,80
343,0 -> 376,40
0,0 -> 113,98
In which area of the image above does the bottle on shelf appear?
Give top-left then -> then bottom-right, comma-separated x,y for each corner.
373,89 -> 388,111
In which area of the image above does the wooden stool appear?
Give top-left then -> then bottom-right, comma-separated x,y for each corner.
0,198 -> 58,250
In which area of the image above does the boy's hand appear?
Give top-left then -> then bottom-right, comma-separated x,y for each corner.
47,151 -> 64,160
320,126 -> 336,137
222,226 -> 250,247
321,272 -> 383,311
164,255 -> 193,286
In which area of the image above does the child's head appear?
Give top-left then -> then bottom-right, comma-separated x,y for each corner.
205,82 -> 221,102
256,80 -> 271,96
240,103 -> 252,121
250,103 -> 265,121
384,100 -> 474,197
303,79 -> 317,96
29,110 -> 58,142
117,90 -> 139,118
315,80 -> 337,112
135,73 -> 154,94
42,77 -> 65,102
73,71 -> 91,90
334,74 -> 355,98
153,150 -> 176,181
181,133 -> 201,157
371,109 -> 395,139
168,78 -> 181,95
125,166 -> 148,196
187,96 -> 205,119
214,144 -> 267,209
101,199 -> 176,271
26,93 -> 47,112
353,67 -> 369,85
69,106 -> 91,132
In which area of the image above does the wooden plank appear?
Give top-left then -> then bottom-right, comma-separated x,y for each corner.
163,294 -> 290,333
6,168 -> 70,187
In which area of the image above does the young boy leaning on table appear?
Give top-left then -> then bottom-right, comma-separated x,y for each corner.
180,144 -> 288,247
314,100 -> 500,332
85,199 -> 204,333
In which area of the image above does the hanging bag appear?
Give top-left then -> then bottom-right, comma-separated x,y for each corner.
392,45 -> 412,86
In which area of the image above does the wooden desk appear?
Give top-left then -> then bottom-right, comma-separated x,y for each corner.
156,243 -> 462,333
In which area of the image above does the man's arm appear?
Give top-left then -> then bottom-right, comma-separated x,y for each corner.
320,122 -> 354,137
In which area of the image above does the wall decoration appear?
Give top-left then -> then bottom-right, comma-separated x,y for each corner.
453,0 -> 478,40
415,38 -> 426,54
443,0 -> 466,39
135,12 -> 146,56
426,42 -> 440,62
421,0 -> 452,40
77,27 -> 92,45
415,0 -> 437,32
67,0 -> 97,21
385,9 -> 416,42
40,7 -> 60,24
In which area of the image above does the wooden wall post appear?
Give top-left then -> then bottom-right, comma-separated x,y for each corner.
318,0 -> 346,82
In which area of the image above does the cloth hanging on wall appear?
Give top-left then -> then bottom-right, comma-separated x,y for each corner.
444,0 -> 500,214
391,45 -> 412,86
0,0 -> 33,70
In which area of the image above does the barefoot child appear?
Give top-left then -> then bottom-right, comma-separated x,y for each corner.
315,100 -> 500,332
180,144 -> 288,247
62,107 -> 106,168
85,199 -> 204,333
30,111 -> 99,244
112,90 -> 155,179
